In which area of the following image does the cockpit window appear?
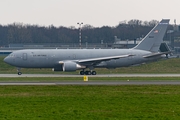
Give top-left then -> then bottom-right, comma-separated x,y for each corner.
9,54 -> 15,57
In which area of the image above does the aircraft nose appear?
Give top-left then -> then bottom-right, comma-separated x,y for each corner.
4,56 -> 12,64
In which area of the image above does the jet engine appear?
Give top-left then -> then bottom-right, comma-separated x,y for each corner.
62,61 -> 86,72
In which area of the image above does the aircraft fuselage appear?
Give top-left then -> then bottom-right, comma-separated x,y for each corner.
4,49 -> 161,69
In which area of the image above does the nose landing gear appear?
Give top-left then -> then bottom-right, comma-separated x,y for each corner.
17,68 -> 22,75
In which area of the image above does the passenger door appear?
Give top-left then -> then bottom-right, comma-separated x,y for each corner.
23,53 -> 27,60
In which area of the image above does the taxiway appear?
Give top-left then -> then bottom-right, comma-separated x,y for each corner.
1,74 -> 180,77
0,74 -> 180,85
0,81 -> 180,85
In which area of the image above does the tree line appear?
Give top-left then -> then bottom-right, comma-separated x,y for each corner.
0,19 -> 173,46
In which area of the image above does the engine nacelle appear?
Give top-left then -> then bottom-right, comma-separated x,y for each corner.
62,61 -> 85,72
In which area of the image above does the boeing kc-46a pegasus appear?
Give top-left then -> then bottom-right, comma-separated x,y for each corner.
4,19 -> 170,75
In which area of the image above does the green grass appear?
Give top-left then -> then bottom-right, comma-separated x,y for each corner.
1,56 -> 180,119
0,85 -> 180,119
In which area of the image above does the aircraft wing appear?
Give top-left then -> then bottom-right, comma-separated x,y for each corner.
76,54 -> 134,65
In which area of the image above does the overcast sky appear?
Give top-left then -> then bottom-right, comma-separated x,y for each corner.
0,0 -> 179,27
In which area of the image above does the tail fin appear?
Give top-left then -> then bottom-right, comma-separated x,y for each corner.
133,19 -> 170,52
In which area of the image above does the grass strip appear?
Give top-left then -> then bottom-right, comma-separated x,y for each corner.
0,85 -> 180,119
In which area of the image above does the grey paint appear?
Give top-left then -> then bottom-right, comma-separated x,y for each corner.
4,19 -> 170,74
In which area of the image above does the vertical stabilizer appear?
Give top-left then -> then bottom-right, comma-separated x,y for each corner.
133,19 -> 170,52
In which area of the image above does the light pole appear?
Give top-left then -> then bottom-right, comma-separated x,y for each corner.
77,22 -> 83,49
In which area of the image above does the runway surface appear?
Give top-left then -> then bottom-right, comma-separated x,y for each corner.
0,74 -> 180,85
1,74 -> 180,77
0,81 -> 180,85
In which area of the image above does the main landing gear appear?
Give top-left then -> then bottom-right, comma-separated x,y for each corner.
17,67 -> 22,75
79,70 -> 96,75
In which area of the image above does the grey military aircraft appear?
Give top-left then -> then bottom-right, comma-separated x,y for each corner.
4,19 -> 170,75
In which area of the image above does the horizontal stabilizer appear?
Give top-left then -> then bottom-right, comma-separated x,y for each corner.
160,42 -> 171,52
143,51 -> 171,58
